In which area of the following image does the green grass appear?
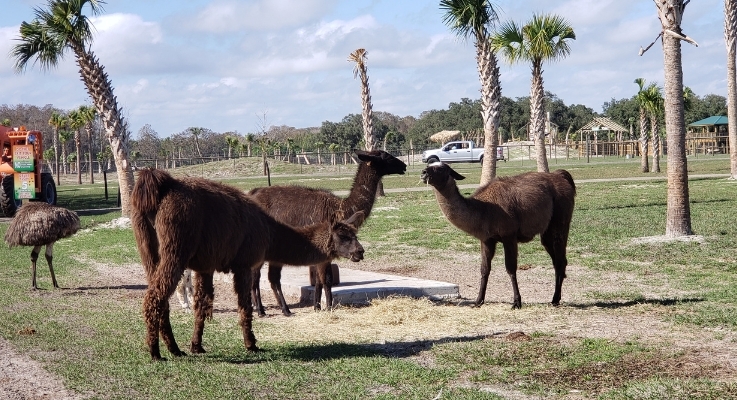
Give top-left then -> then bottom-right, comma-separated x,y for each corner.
1,155 -> 736,399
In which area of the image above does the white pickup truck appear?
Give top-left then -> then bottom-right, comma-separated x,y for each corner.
421,140 -> 504,164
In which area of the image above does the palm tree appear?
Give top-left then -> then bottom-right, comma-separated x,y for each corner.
48,111 -> 65,184
225,135 -> 239,159
652,0 -> 693,236
634,78 -> 650,172
245,133 -> 255,157
12,0 -> 135,216
348,48 -> 385,196
78,105 -> 97,183
440,0 -> 501,184
188,127 -> 204,158
59,129 -> 73,176
67,108 -> 84,184
726,0 -> 737,179
644,83 -> 663,173
493,13 -> 575,173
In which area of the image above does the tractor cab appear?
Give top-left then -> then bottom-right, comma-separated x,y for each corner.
0,125 -> 57,217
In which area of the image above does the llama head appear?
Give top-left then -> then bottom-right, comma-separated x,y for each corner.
330,211 -> 365,262
354,149 -> 407,176
420,162 -> 465,188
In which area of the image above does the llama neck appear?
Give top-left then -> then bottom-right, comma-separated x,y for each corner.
432,180 -> 486,239
340,162 -> 380,221
264,222 -> 334,266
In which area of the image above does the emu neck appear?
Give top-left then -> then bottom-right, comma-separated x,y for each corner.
340,162 -> 380,221
432,180 -> 486,239
264,222 -> 333,266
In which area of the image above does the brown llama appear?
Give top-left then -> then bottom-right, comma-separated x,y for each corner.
421,162 -> 575,309
131,168 -> 365,360
249,149 -> 406,316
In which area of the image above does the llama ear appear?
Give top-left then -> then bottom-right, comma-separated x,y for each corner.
354,149 -> 372,162
343,211 -> 365,228
449,167 -> 466,181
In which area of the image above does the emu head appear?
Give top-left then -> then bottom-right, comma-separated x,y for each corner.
420,162 -> 465,189
354,149 -> 407,176
331,211 -> 365,262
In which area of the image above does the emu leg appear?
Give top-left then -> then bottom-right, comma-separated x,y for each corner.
234,268 -> 258,352
502,241 -> 522,309
313,262 -> 333,311
251,265 -> 267,317
190,272 -> 214,354
45,243 -> 59,288
542,231 -> 568,306
30,246 -> 41,290
267,263 -> 292,316
474,240 -> 497,307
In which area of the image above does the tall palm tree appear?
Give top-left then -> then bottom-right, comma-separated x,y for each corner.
59,129 -> 73,176
78,105 -> 97,183
653,0 -> 693,236
188,127 -> 204,158
634,78 -> 650,173
245,133 -> 255,157
493,13 -> 576,173
644,83 -> 664,173
348,48 -> 384,196
225,135 -> 239,159
726,0 -> 737,179
440,0 -> 501,184
67,108 -> 84,184
12,0 -> 135,216
48,111 -> 65,184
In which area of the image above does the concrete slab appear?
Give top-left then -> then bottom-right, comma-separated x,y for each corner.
259,265 -> 460,306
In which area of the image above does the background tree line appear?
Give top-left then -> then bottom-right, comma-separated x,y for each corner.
1,88 -> 727,166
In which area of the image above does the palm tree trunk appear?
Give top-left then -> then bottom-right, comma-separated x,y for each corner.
75,129 -> 82,184
72,44 -> 134,216
86,126 -> 94,184
639,108 -> 649,172
650,115 -> 660,173
477,37 -> 501,185
53,127 -> 60,186
727,0 -> 737,179
531,61 -> 549,172
657,2 -> 693,236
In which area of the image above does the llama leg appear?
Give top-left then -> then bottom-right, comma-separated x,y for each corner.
474,240 -> 497,307
502,241 -> 522,309
251,265 -> 268,317
159,299 -> 185,357
234,268 -> 258,352
267,263 -> 292,316
143,265 -> 185,360
30,245 -> 41,290
44,243 -> 59,288
190,272 -> 214,354
542,231 -> 568,306
315,262 -> 333,311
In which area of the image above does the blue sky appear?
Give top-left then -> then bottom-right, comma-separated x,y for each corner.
0,0 -> 727,137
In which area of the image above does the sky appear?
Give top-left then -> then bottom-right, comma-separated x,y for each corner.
0,0 -> 728,137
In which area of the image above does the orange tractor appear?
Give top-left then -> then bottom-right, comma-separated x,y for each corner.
0,125 -> 57,217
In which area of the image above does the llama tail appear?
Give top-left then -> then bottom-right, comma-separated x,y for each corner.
554,169 -> 576,196
131,168 -> 176,278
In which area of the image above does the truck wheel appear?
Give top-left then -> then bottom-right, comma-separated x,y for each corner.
41,173 -> 57,205
426,156 -> 439,164
0,175 -> 20,217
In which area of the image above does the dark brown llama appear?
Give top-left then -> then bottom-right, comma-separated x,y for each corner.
131,169 -> 365,360
421,162 -> 575,309
249,149 -> 406,316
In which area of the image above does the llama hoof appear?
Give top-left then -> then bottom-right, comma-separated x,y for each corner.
281,311 -> 293,317
171,350 -> 187,357
551,301 -> 560,307
190,344 -> 206,354
511,302 -> 522,310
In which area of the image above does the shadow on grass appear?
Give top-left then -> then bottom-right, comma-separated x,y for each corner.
207,334 -> 489,364
567,297 -> 704,309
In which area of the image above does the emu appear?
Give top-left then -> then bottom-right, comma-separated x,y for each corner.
131,169 -> 365,360
248,149 -> 406,316
421,162 -> 575,309
4,202 -> 80,289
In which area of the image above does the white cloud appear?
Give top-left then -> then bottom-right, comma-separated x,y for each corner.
192,0 -> 337,33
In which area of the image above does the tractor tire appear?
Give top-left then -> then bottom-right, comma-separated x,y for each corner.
0,175 -> 20,217
40,173 -> 57,205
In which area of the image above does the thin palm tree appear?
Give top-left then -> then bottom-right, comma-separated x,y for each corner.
245,133 -> 255,157
225,135 -> 239,159
59,129 -> 73,176
348,48 -> 384,196
48,111 -> 65,184
78,105 -> 97,183
644,83 -> 663,173
726,0 -> 737,179
188,127 -> 204,158
652,0 -> 693,236
441,0 -> 501,184
67,108 -> 84,184
12,0 -> 135,216
493,13 -> 575,173
634,78 -> 650,173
